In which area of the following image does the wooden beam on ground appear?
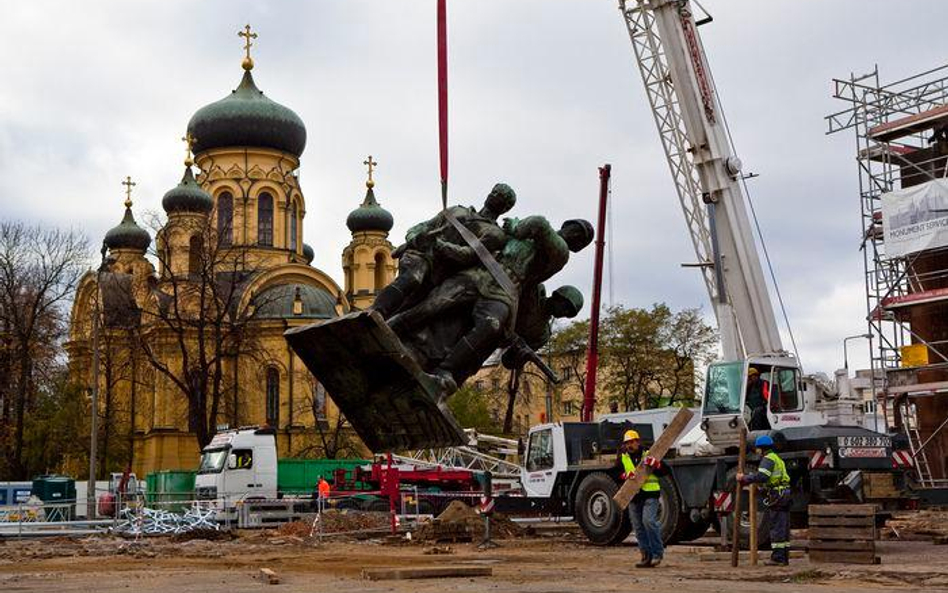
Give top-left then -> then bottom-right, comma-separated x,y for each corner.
361,566 -> 493,581
613,407 -> 695,510
258,568 -> 280,585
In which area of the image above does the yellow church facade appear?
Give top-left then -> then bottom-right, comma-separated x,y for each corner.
66,31 -> 396,477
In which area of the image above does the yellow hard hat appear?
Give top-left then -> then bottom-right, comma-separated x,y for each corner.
748,367 -> 760,376
623,429 -> 640,442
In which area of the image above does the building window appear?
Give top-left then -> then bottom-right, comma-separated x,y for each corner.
289,201 -> 299,252
474,379 -> 485,391
491,377 -> 501,391
258,192 -> 274,247
218,192 -> 233,245
188,235 -> 203,276
561,366 -> 572,380
563,401 -> 574,416
266,367 -> 280,427
374,252 -> 386,290
314,380 -> 327,420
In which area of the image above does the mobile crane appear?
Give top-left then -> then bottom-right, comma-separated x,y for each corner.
515,0 -> 915,547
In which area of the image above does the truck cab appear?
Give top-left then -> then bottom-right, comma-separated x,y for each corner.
194,427 -> 278,502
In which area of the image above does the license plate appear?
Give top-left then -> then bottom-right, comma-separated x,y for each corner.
838,435 -> 890,448
838,447 -> 887,458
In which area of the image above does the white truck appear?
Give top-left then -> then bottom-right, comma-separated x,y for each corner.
194,427 -> 279,503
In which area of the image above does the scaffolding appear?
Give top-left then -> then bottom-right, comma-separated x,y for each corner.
828,64 -> 948,488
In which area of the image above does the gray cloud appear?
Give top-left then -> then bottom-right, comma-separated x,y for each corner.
2,0 -> 945,377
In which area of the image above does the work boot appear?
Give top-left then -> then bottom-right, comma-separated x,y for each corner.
765,557 -> 789,567
635,552 -> 651,568
649,556 -> 662,568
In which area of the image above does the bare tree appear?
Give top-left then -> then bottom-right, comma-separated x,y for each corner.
545,318 -> 592,412
289,375 -> 358,459
139,213 -> 273,450
0,222 -> 88,477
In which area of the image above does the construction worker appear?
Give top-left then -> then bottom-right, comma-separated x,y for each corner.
737,435 -> 791,566
617,429 -> 665,568
746,368 -> 771,431
317,477 -> 331,513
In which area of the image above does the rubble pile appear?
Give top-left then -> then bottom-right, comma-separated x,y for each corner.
413,500 -> 524,542
277,510 -> 391,538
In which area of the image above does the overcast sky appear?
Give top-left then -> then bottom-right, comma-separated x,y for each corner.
2,0 -> 946,376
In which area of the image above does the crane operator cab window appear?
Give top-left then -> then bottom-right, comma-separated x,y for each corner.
768,367 -> 802,414
526,428 -> 554,472
703,361 -> 746,415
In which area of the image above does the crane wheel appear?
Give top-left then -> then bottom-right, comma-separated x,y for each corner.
574,472 -> 632,546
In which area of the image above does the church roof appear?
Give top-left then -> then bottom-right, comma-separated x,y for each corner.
104,204 -> 151,252
187,69 -> 307,158
253,283 -> 337,320
346,186 -> 394,233
162,167 -> 213,214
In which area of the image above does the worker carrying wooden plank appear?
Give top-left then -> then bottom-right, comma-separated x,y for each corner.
616,429 -> 668,568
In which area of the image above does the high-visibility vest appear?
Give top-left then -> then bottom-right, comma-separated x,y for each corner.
760,451 -> 790,489
620,449 -> 661,492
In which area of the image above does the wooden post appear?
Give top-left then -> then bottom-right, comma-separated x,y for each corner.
730,425 -> 747,567
749,484 -> 758,565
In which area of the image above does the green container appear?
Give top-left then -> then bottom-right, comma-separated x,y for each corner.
277,458 -> 369,495
31,475 -> 76,521
145,470 -> 195,512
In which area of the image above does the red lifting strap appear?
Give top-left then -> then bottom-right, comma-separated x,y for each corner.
437,0 -> 449,208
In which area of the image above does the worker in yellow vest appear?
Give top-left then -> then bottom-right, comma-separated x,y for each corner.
616,429 -> 666,567
738,435 -> 791,566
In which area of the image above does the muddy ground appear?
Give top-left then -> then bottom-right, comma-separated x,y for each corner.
0,520 -> 946,592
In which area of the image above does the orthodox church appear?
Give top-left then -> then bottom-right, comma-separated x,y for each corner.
66,28 -> 396,475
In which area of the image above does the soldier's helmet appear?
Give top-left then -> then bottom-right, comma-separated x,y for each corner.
560,219 -> 595,252
549,285 -> 584,318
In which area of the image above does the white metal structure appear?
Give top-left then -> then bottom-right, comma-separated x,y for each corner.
618,0 -> 866,447
619,0 -> 781,361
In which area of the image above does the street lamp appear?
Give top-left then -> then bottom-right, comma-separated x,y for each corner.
843,333 -> 873,371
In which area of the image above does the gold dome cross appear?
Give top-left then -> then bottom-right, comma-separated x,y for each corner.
122,175 -> 136,208
364,155 -> 378,188
239,24 -> 258,70
181,132 -> 197,167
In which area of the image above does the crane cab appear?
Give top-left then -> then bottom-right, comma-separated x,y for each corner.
701,355 -> 814,446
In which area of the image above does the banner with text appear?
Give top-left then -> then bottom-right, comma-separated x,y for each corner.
882,178 -> 948,257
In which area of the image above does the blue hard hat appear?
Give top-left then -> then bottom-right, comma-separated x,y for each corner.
754,434 -> 774,448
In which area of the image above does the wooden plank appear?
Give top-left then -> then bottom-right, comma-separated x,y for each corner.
749,484 -> 758,566
809,525 -> 876,540
362,567 -> 493,581
613,408 -> 695,510
809,515 -> 875,527
731,425 -> 747,568
258,568 -> 280,585
809,504 -> 878,517
809,549 -> 880,565
808,539 -> 876,552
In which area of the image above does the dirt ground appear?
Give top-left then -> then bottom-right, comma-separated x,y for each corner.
1,522 -> 947,592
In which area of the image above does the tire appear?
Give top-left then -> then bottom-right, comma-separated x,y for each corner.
656,474 -> 682,544
674,516 -> 711,542
720,468 -> 771,549
333,498 -> 360,511
574,472 -> 632,546
365,497 -> 392,513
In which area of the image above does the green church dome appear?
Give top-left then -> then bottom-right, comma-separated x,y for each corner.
253,283 -> 337,320
346,187 -> 393,233
104,204 -> 151,252
162,167 -> 213,214
187,70 -> 306,158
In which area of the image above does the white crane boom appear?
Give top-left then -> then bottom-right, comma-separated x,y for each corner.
619,0 -> 783,360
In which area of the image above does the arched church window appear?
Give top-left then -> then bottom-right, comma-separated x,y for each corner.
289,200 -> 299,252
374,251 -> 386,291
218,192 -> 233,245
258,192 -> 274,247
188,235 -> 203,276
266,367 -> 280,427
